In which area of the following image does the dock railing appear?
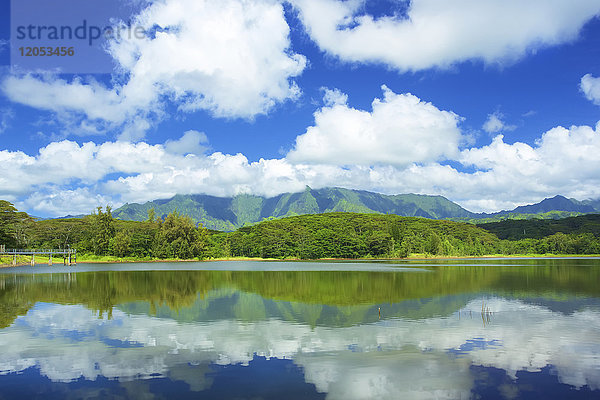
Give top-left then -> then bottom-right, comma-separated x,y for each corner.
0,247 -> 77,266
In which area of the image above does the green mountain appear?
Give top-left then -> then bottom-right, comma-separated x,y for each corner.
113,187 -> 475,230
112,188 -> 600,230
505,195 -> 596,214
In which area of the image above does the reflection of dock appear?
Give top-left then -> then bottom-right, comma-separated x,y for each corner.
0,247 -> 77,266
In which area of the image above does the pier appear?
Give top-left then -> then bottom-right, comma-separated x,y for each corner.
0,246 -> 77,266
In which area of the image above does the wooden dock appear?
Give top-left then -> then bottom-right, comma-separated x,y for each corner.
0,247 -> 77,266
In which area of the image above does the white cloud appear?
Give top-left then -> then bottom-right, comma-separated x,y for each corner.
165,130 -> 209,155
0,107 -> 14,134
581,74 -> 600,105
1,0 -> 307,139
321,87 -> 348,107
20,188 -> 112,216
287,86 -> 463,166
1,75 -> 127,123
291,0 -> 600,71
482,111 -> 517,134
3,87 -> 600,216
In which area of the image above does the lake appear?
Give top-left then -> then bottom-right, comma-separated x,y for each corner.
1,258 -> 599,399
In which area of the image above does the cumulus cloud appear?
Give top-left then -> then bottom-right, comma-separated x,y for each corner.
3,84 -> 600,216
21,188 -> 112,216
291,0 -> 600,71
165,130 -> 209,155
581,74 -> 600,105
287,86 -> 463,166
1,0 -> 307,139
482,111 -> 517,134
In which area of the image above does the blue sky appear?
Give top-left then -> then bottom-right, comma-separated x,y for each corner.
1,0 -> 600,217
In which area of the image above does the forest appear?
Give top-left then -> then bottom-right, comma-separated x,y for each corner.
1,200 -> 600,261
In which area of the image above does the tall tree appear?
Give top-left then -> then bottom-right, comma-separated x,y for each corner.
92,206 -> 115,255
153,211 -> 209,259
147,208 -> 156,223
0,200 -> 33,248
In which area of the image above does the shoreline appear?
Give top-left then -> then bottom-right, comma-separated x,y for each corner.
2,253 -> 600,268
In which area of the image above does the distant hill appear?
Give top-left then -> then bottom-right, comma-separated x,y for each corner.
478,214 -> 600,240
112,187 -> 600,230
506,195 -> 596,214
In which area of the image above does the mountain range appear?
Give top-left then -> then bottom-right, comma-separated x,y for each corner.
111,187 -> 600,231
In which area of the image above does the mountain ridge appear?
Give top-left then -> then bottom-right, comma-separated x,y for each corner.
111,188 -> 600,230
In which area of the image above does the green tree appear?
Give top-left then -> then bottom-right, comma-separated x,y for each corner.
153,211 -> 209,259
147,208 -> 156,223
111,230 -> 132,257
426,232 -> 443,255
0,200 -> 33,248
92,206 -> 115,255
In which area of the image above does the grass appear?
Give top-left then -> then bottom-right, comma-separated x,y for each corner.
2,253 -> 599,268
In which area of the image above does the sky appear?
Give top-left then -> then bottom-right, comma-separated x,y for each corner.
1,0 -> 600,217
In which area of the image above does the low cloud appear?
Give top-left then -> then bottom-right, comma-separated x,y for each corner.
3,88 -> 600,216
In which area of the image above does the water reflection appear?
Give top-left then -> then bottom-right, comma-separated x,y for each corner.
0,261 -> 599,399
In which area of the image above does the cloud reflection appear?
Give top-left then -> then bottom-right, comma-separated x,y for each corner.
0,297 -> 598,399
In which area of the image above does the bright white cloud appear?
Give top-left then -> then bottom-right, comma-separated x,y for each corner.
1,0 -> 307,139
287,86 -> 463,166
3,87 -> 600,216
22,188 -> 112,217
1,75 -> 126,123
0,87 -> 600,216
482,111 -> 517,134
292,0 -> 600,71
165,130 -> 209,155
581,74 -> 600,105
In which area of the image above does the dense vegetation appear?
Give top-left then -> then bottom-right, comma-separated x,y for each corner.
0,200 -> 32,248
478,214 -> 600,239
1,203 -> 209,260
2,200 -> 600,263
208,213 -> 600,258
214,213 -> 499,259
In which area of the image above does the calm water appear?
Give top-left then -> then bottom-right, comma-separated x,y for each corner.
0,258 -> 599,399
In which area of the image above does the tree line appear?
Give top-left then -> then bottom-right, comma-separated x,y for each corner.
1,202 -> 209,259
1,200 -> 600,260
